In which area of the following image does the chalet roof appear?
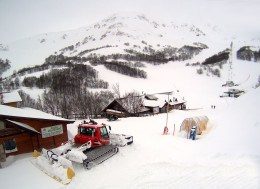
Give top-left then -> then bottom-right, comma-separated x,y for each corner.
143,93 -> 186,108
102,98 -> 150,114
144,94 -> 158,100
0,105 -> 74,123
2,91 -> 22,104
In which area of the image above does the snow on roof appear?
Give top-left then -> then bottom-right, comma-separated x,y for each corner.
0,105 -> 73,122
2,91 -> 22,104
169,99 -> 186,106
143,93 -> 186,108
143,98 -> 161,107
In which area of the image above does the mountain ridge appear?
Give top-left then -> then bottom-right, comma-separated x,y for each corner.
0,12 -> 215,76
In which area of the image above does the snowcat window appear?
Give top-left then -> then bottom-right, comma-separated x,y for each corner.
80,127 -> 94,136
100,127 -> 109,138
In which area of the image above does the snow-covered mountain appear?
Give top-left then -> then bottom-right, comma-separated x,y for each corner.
58,13 -> 208,56
1,12 -> 259,98
0,12 -> 226,76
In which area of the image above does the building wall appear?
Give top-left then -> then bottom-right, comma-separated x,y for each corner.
0,132 -> 34,155
0,117 -> 70,156
15,118 -> 69,148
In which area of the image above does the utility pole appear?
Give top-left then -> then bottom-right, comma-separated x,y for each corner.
166,93 -> 170,128
159,91 -> 172,134
228,41 -> 233,84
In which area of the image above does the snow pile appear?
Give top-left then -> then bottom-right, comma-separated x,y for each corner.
66,149 -> 87,164
109,133 -> 133,146
51,141 -> 73,155
52,141 -> 88,163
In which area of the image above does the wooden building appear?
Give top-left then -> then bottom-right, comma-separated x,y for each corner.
143,94 -> 186,113
0,105 -> 74,157
101,99 -> 150,118
160,100 -> 186,113
102,93 -> 187,118
1,91 -> 22,107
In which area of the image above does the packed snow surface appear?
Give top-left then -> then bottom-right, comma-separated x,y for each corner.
0,86 -> 260,189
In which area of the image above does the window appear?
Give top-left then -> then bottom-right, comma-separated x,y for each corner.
100,127 -> 109,138
4,139 -> 17,153
0,121 -> 5,130
80,127 -> 94,136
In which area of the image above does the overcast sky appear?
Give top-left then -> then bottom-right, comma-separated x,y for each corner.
0,0 -> 259,43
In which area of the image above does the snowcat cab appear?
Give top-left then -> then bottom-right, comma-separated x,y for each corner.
74,122 -> 110,147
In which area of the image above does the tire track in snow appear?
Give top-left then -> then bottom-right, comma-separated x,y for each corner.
131,160 -> 259,189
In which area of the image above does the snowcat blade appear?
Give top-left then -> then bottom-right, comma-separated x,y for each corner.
83,144 -> 118,169
31,149 -> 75,185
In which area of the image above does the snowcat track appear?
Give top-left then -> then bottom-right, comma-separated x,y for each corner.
83,144 -> 118,169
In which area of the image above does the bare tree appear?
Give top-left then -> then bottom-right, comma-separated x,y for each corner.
112,83 -> 121,98
122,91 -> 143,115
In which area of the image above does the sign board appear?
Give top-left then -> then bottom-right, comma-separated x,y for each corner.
41,124 -> 63,138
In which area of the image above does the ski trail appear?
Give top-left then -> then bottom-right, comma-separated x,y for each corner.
238,74 -> 251,85
130,159 -> 260,189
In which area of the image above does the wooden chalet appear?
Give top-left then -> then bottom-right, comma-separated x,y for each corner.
0,104 -> 74,159
1,91 -> 22,107
102,93 -> 187,118
143,94 -> 186,113
101,99 -> 150,118
160,99 -> 186,112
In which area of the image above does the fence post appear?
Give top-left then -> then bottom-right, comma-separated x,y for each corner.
0,144 -> 6,168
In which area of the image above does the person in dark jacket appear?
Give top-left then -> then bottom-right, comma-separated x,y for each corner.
189,126 -> 197,140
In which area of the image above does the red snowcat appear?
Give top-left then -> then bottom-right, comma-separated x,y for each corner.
71,120 -> 133,169
32,120 -> 133,184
